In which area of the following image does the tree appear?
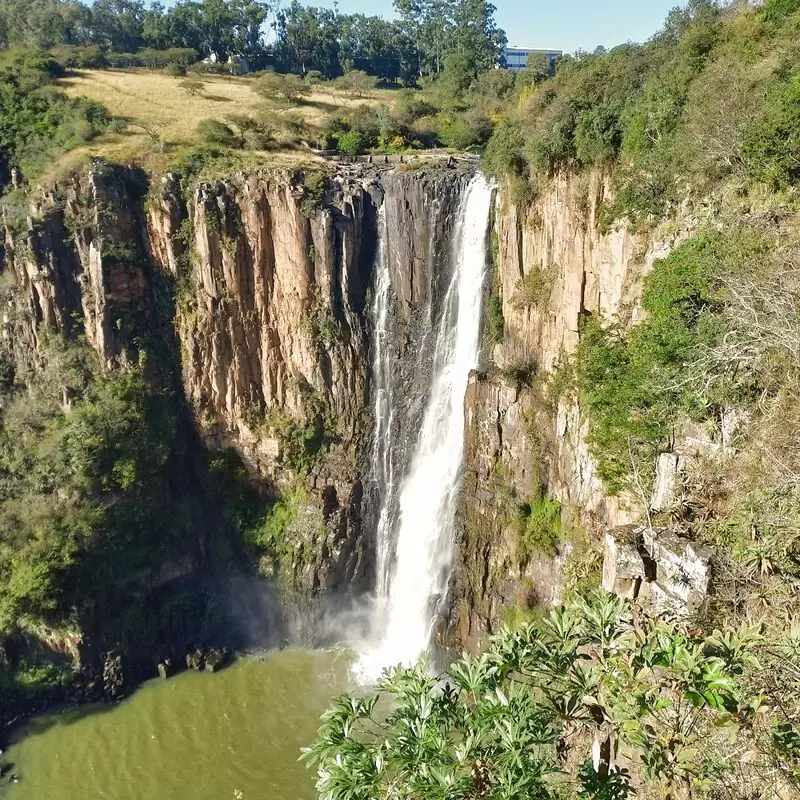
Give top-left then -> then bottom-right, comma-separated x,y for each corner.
0,0 -> 90,49
88,0 -> 145,52
393,0 -> 505,80
179,78 -> 206,96
449,0 -> 505,75
305,591 -> 791,800
274,1 -> 340,78
254,71 -> 311,104
393,0 -> 455,77
334,69 -> 377,99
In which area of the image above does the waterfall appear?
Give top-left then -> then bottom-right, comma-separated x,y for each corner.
359,173 -> 494,675
370,205 -> 396,599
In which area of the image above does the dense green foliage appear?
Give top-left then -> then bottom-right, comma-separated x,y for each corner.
482,0 -> 800,223
575,233 -> 721,491
514,495 -> 562,560
572,221 -> 790,497
306,591 -> 800,800
0,0 -> 506,84
0,49 -> 108,181
0,342 -> 188,633
0,0 -> 271,65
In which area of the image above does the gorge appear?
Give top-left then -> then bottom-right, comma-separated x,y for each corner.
3,2 -> 800,795
2,142 -> 799,800
1,162 -> 500,800
0,160 -> 507,705
0,153 -> 731,705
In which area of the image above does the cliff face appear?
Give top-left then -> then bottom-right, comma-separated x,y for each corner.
0,160 -> 482,680
450,172 -> 698,651
0,163 -> 386,689
2,157 -> 702,674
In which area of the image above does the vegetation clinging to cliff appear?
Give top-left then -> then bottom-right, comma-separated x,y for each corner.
574,231 -> 726,492
0,48 -> 109,182
484,0 -> 800,224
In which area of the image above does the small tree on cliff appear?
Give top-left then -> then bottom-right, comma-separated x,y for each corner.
303,590 -> 799,800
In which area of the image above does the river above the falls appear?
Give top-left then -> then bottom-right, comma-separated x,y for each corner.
2,648 -> 353,800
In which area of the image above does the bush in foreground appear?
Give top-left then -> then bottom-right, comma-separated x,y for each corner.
304,590 -> 800,800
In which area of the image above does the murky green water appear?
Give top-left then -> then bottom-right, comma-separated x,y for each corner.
3,648 -> 354,800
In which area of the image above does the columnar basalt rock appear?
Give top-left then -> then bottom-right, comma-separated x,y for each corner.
1,160 -> 479,630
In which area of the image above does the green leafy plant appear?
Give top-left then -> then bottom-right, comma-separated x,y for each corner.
305,591 -> 781,800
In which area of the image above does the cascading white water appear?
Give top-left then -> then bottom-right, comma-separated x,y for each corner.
370,205 -> 396,598
359,173 -> 494,674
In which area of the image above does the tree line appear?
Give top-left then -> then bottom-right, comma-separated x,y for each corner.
0,0 -> 507,83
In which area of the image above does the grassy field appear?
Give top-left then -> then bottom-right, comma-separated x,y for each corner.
52,68 -> 397,175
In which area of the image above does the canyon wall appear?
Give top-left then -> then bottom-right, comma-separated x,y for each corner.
0,160 -> 479,687
2,157 -> 706,679
4,164 -> 378,603
449,171 -> 702,651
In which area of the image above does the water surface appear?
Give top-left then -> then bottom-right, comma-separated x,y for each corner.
4,648 -> 352,800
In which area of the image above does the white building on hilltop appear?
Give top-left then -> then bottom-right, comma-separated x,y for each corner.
502,46 -> 562,72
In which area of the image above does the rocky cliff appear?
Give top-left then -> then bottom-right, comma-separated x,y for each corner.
0,159 -> 482,701
449,171 -> 706,651
2,154 -> 713,689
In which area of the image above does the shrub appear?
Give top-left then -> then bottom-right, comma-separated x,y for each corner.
336,129 -> 366,155
178,79 -> 205,97
137,47 -> 198,70
304,70 -> 325,86
300,170 -> 327,215
484,120 -> 527,180
512,264 -> 553,311
742,74 -> 800,189
48,45 -> 107,69
196,119 -> 241,148
226,114 -> 276,149
247,486 -> 305,552
105,51 -> 139,68
437,114 -> 478,150
169,145 -> 226,178
514,495 -> 562,560
574,101 -> 622,166
334,69 -> 377,99
305,592 -> 785,800
393,90 -> 437,125
347,104 -> 380,143
254,72 -> 311,104
485,293 -> 504,346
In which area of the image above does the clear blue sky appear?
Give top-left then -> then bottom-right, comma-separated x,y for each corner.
317,0 -> 681,53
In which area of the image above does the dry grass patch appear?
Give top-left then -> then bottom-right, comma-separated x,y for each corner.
53,68 -> 398,171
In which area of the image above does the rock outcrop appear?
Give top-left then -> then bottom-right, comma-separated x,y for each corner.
603,526 -> 712,617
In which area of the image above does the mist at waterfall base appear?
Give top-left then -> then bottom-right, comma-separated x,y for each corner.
356,173 -> 494,678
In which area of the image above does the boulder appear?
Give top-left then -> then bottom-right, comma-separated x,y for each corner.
102,651 -> 124,699
603,526 -> 712,618
602,528 -> 648,599
185,646 -> 228,673
642,528 -> 712,617
186,648 -> 205,671
204,648 -> 226,673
